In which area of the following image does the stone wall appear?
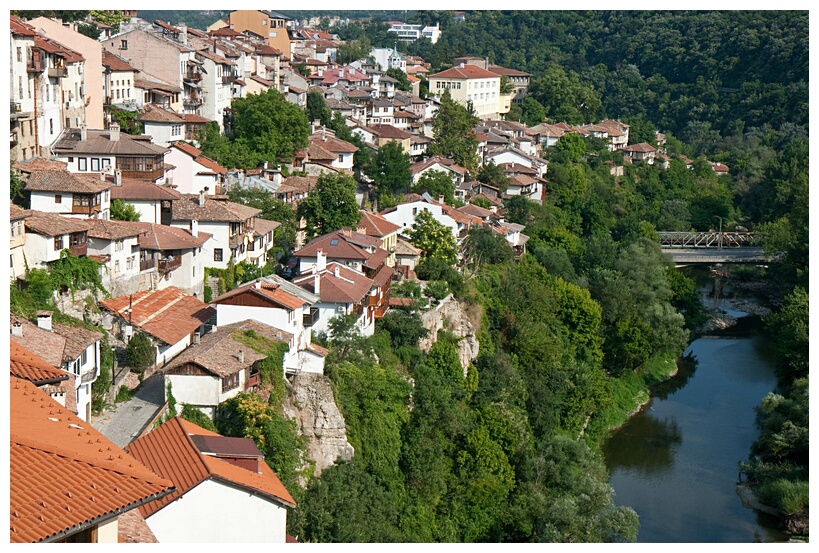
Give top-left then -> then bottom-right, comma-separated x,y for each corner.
418,295 -> 480,375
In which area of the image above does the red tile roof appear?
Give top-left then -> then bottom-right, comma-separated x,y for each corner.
357,210 -> 400,237
10,377 -> 174,543
9,342 -> 68,385
22,210 -> 90,238
24,170 -> 112,194
117,221 -> 210,251
12,158 -> 68,173
99,287 -> 214,346
212,278 -> 311,312
429,65 -> 501,80
169,141 -> 227,174
294,263 -> 374,304
127,417 -> 296,520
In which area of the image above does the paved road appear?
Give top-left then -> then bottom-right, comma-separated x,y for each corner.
91,372 -> 166,448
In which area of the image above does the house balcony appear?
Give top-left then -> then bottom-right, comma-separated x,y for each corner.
122,167 -> 166,181
158,256 -> 182,273
184,71 -> 204,83
10,101 -> 31,120
80,366 -> 98,385
302,307 -> 320,328
72,203 -> 101,215
245,371 -> 261,390
184,96 -> 204,109
68,243 -> 87,257
48,66 -> 67,78
27,59 -> 45,73
140,258 -> 156,272
221,74 -> 238,84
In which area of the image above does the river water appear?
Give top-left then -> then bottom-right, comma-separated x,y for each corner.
602,270 -> 790,542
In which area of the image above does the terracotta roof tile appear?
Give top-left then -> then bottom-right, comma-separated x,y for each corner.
102,50 -> 139,73
357,210 -> 400,237
99,287 -> 214,346
109,179 -> 181,201
116,222 -> 210,251
127,417 -> 295,520
86,218 -> 144,241
138,104 -> 185,124
162,320 -> 290,378
294,229 -> 371,262
172,194 -> 260,222
52,323 -> 103,362
24,170 -> 112,194
429,65 -> 501,80
294,263 -> 373,304
212,277 -> 313,312
9,342 -> 68,384
10,378 -> 175,543
12,158 -> 68,173
23,210 -> 90,237
169,142 -> 227,175
52,129 -> 169,158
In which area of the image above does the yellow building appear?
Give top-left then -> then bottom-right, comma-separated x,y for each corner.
428,64 -> 506,120
228,10 -> 291,58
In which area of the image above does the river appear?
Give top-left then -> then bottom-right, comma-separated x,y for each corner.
602,268 -> 790,543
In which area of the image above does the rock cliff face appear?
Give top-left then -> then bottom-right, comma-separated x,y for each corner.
282,372 -> 354,479
418,295 -> 480,375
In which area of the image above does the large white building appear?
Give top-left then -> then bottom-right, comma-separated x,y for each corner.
388,23 -> 441,44
427,64 -> 506,120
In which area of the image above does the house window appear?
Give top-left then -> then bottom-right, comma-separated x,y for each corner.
115,240 -> 123,251
221,372 -> 240,392
55,194 -> 62,204
54,236 -> 64,251
338,155 -> 344,163
49,119 -> 54,134
214,249 -> 223,262
120,40 -> 128,50
17,47 -> 22,62
81,349 -> 88,365
91,158 -> 100,171
78,158 -> 87,171
126,256 -> 134,270
115,260 -> 120,272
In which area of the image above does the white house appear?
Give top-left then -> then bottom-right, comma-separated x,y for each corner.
99,286 -> 215,370
24,169 -> 113,220
108,177 -> 181,225
164,141 -> 228,195
85,218 -> 144,294
21,210 -> 90,270
138,104 -> 187,147
10,204 -> 29,281
10,311 -> 103,422
161,319 -> 292,418
210,275 -> 327,375
127,417 -> 295,543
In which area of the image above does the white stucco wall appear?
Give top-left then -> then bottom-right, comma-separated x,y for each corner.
381,202 -> 458,239
156,336 -> 192,368
146,478 -> 288,543
166,373 -> 220,409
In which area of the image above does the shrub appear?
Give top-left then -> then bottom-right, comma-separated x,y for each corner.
125,331 -> 155,374
426,280 -> 449,301
115,385 -> 134,403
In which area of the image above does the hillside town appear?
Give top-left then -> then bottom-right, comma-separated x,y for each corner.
10,10 -> 754,544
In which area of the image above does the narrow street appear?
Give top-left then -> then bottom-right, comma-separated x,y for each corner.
91,372 -> 166,449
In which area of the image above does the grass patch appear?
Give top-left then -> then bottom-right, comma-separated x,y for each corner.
115,385 -> 135,403
756,478 -> 810,516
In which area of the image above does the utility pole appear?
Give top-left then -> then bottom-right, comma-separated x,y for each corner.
717,216 -> 723,250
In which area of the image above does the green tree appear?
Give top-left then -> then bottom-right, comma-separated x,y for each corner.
110,199 -> 140,221
377,309 -> 428,349
519,97 -> 547,127
477,160 -> 510,194
106,106 -> 142,135
125,331 -> 155,374
406,209 -> 458,266
529,65 -> 603,124
427,90 -> 480,174
369,141 -> 411,205
765,287 -> 808,384
462,226 -> 514,274
307,90 -> 332,127
386,67 -> 412,92
226,89 -> 310,168
411,170 -> 455,205
296,173 -> 360,240
554,132 -> 587,162
10,170 -> 26,207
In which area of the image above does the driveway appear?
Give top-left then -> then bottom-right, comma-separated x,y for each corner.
91,372 -> 166,448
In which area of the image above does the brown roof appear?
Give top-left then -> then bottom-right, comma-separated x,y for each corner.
23,211 -> 90,237
366,124 -> 412,140
624,142 -> 656,153
112,222 -> 209,251
252,218 -> 280,237
357,210 -> 400,237
52,323 -> 104,362
456,203 -> 493,220
109,179 -> 182,201
212,277 -> 312,312
172,194 -> 260,223
10,378 -> 175,543
24,170 -> 112,194
294,263 -> 374,304
102,50 -> 139,73
410,156 -> 468,176
10,203 -> 29,221
429,65 -> 501,80
294,229 -> 373,262
487,64 -> 531,77
138,104 -> 185,124
9,342 -> 68,385
86,218 -> 144,240
169,142 -> 227,175
10,315 -> 66,368
308,133 -> 358,154
394,238 -> 421,256
12,158 -> 68,174
278,175 -> 318,195
183,113 -> 212,124
163,320 -> 290,378
127,417 -> 295,519
52,128 -> 169,158
99,287 -> 214,346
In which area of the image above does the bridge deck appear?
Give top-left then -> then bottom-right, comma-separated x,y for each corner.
661,247 -> 770,265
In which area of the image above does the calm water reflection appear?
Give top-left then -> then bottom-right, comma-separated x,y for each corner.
603,327 -> 789,542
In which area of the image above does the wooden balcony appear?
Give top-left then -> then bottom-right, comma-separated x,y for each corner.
122,167 -> 165,181
158,256 -> 182,273
302,307 -> 320,328
48,66 -> 67,78
140,258 -> 156,272
72,203 -> 101,215
245,372 -> 261,390
68,243 -> 87,257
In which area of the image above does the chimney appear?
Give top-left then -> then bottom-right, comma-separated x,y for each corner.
199,190 -> 206,207
115,169 -> 122,186
271,168 -> 282,185
36,311 -> 53,332
109,123 -> 121,142
100,171 -> 106,181
439,195 -> 444,205
178,23 -> 187,45
322,127 -> 326,141
191,219 -> 198,238
316,249 -> 326,272
238,350 -> 244,364
11,322 -> 23,337
313,272 -> 320,296
80,124 -> 87,141
334,265 -> 340,278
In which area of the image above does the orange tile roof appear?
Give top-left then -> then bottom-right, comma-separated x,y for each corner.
357,210 -> 401,237
429,65 -> 501,80
9,342 -> 68,384
212,278 -> 310,311
99,287 -> 214,346
127,417 -> 295,520
9,377 -> 175,543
